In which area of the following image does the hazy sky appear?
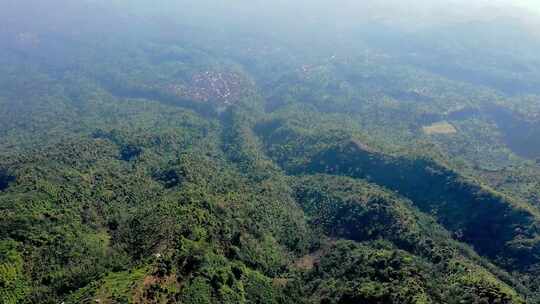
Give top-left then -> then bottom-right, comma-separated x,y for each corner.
504,0 -> 540,12
4,0 -> 540,40
109,0 -> 540,26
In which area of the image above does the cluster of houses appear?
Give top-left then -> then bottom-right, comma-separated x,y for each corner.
166,70 -> 248,106
14,32 -> 40,49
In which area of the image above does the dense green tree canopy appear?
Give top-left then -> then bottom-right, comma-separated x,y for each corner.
2,1 -> 540,303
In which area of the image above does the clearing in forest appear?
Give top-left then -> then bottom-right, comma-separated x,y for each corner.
422,121 -> 457,135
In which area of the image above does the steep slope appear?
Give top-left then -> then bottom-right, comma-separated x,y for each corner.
257,115 -> 540,273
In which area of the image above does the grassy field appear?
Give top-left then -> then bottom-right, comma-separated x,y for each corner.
422,121 -> 458,135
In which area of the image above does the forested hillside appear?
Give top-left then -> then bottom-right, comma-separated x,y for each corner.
2,1 -> 540,303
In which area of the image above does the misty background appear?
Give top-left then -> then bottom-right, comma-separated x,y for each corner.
2,0 -> 540,159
